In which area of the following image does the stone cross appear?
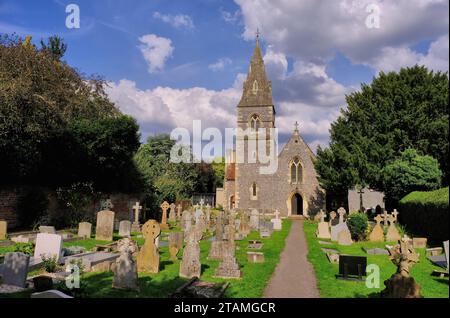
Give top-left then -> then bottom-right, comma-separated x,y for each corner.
383,210 -> 389,227
132,202 -> 142,224
137,220 -> 161,273
357,187 -> 365,212
199,199 -> 205,210
177,204 -> 182,219
374,214 -> 383,225
160,201 -> 170,228
169,203 -> 177,221
274,209 -> 281,220
388,214 -> 396,225
389,238 -> 420,277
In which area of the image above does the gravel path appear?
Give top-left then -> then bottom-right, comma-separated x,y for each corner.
263,220 -> 320,298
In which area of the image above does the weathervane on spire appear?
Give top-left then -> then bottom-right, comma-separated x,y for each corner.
256,28 -> 260,40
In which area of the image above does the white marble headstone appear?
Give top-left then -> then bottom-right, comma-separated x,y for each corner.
34,233 -> 63,262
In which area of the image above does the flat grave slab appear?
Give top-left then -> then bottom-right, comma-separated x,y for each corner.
169,277 -> 229,298
427,255 -> 447,269
247,240 -> 264,250
363,247 -> 389,255
64,251 -> 119,272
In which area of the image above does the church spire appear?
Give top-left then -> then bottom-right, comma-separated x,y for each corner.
238,31 -> 273,107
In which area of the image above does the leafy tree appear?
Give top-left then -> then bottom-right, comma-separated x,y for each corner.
383,149 -> 442,201
211,157 -> 225,188
315,66 -> 449,199
40,35 -> 67,60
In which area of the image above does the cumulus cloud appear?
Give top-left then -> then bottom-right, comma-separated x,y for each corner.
138,34 -> 174,73
220,8 -> 242,24
235,0 -> 449,72
153,12 -> 195,30
208,58 -> 233,72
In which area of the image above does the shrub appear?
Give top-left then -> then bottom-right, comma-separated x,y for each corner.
399,187 -> 448,242
14,242 -> 35,256
41,255 -> 58,273
347,213 -> 369,241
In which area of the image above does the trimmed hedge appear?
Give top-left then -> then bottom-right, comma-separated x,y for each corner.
399,187 -> 449,242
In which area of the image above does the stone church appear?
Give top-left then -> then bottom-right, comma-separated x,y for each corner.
220,37 -> 325,218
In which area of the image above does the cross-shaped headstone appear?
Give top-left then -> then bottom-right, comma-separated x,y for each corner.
318,210 -> 325,223
199,199 -> 205,210
374,214 -> 383,225
274,209 -> 280,220
132,202 -> 142,224
387,213 -> 396,225
383,210 -> 389,227
337,207 -> 346,223
357,187 -> 365,212
160,201 -> 170,225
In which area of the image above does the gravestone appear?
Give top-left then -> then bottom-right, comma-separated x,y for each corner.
95,210 -> 115,241
31,290 -> 73,298
316,210 -> 331,239
259,221 -> 274,238
118,220 -> 132,237
412,238 -> 427,249
385,214 -> 401,242
180,228 -> 203,279
214,224 -> 241,279
247,252 -> 265,263
64,252 -> 119,272
369,215 -> 385,242
34,233 -> 63,262
208,213 -> 224,260
169,203 -> 177,222
205,204 -> 211,225
363,247 -> 389,255
1,252 -> 30,287
137,220 -> 161,273
131,202 -> 142,233
250,209 -> 259,230
330,208 -> 349,241
181,210 -> 192,232
337,255 -> 367,280
195,210 -> 207,233
337,229 -> 353,245
77,222 -> 92,239
239,212 -> 251,236
169,232 -> 184,261
247,240 -> 263,250
39,226 -> 56,234
0,220 -> 7,240
270,210 -> 282,231
329,211 -> 338,226
160,201 -> 170,230
444,240 -> 449,271
112,238 -> 139,291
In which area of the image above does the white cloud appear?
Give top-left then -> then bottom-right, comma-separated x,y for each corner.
220,8 -> 241,24
235,0 -> 449,71
138,34 -> 174,73
208,58 -> 232,72
153,12 -> 195,30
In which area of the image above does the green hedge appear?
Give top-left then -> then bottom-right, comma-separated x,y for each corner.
399,187 -> 449,242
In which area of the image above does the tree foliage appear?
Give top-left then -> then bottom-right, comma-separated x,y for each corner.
382,149 -> 442,201
315,66 -> 449,199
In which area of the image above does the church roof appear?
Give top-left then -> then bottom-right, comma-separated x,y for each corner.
238,36 -> 273,108
279,123 -> 317,160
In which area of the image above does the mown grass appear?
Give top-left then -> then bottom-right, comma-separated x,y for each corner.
304,221 -> 449,298
1,220 -> 292,298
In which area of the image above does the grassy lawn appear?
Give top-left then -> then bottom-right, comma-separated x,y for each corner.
304,221 -> 449,298
1,220 -> 292,298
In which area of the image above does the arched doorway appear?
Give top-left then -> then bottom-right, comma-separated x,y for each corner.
291,193 -> 303,215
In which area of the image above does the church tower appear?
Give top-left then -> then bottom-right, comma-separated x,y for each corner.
234,34 -> 277,210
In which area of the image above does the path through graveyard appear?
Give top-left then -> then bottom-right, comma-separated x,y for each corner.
263,220 -> 320,298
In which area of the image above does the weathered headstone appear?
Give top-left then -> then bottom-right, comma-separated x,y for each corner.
247,251 -> 265,263
195,209 -> 207,233
250,209 -> 259,230
329,211 -> 338,226
77,222 -> 92,239
1,252 -> 30,287
169,232 -> 184,261
180,228 -> 203,279
112,237 -> 139,291
31,290 -> 73,298
412,238 -> 427,249
382,238 -> 421,298
169,203 -> 177,222
386,214 -> 401,242
160,201 -> 170,230
331,208 -> 349,242
239,211 -> 251,236
337,229 -> 353,246
369,215 -> 385,242
131,202 -> 142,233
176,204 -> 183,220
316,210 -> 331,239
181,210 -> 192,232
0,220 -> 7,240
214,224 -> 242,279
95,210 -> 115,241
39,226 -> 56,234
137,220 -> 160,273
270,209 -> 282,231
34,233 -> 63,262
118,220 -> 132,237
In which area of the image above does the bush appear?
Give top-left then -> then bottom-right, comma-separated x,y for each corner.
41,255 -> 58,273
399,187 -> 448,242
347,213 -> 369,241
13,242 -> 35,256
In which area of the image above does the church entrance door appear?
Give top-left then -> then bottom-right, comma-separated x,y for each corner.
291,193 -> 303,215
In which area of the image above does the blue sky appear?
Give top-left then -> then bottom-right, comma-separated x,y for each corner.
1,0 -> 449,154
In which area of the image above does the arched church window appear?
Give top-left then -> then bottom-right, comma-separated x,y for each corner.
250,182 -> 258,200
290,157 -> 303,184
252,182 -> 257,197
250,114 -> 261,131
252,80 -> 258,95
